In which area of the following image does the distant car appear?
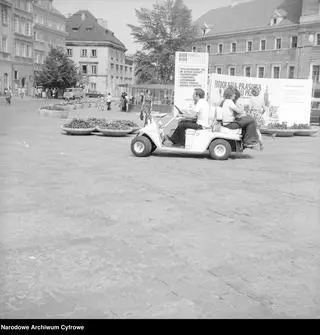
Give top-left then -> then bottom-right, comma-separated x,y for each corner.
63,88 -> 84,100
310,109 -> 320,125
85,91 -> 105,98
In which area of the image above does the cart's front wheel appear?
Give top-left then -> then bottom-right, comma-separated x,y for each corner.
131,136 -> 152,157
209,139 -> 231,160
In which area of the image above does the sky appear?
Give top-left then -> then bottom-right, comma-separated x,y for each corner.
54,0 -> 240,54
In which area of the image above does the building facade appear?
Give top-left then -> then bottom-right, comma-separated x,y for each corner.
66,10 -> 134,97
12,0 -> 34,96
193,0 -> 320,106
0,0 -> 66,96
33,0 -> 67,73
0,0 -> 13,94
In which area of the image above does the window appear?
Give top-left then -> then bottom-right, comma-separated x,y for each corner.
206,44 -> 211,53
82,65 -> 87,74
80,49 -> 87,57
229,67 -> 235,76
22,43 -> 26,57
192,46 -> 196,52
275,38 -> 281,49
2,36 -> 7,52
273,66 -> 280,78
91,49 -> 97,57
231,42 -> 237,53
245,66 -> 251,77
19,20 -> 25,34
258,66 -> 265,78
90,82 -> 96,91
291,36 -> 298,48
26,44 -> 31,58
26,22 -> 31,36
260,39 -> 266,51
91,65 -> 97,74
312,65 -> 320,83
67,48 -> 72,56
218,44 -> 223,54
2,6 -> 8,25
247,41 -> 252,52
14,17 -> 19,32
26,0 -> 32,12
316,34 -> 320,46
216,67 -> 222,74
14,70 -> 18,80
288,66 -> 295,79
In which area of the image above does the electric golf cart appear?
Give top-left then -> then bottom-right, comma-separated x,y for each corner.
130,106 -> 245,160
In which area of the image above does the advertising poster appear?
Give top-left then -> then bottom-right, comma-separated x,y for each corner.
208,73 -> 313,126
174,52 -> 209,115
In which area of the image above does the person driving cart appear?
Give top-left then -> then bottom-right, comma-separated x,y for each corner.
165,88 -> 210,147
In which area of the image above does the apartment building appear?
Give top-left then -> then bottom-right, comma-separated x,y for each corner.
0,0 -> 13,93
66,10 -> 134,96
0,0 -> 66,96
33,0 -> 67,72
193,0 -> 320,105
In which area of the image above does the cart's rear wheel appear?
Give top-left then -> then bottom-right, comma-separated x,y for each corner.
131,136 -> 152,157
209,139 -> 231,160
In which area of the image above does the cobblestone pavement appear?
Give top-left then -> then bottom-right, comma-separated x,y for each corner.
0,101 -> 319,319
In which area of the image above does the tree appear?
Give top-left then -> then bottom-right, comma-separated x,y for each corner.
128,0 -> 196,84
35,47 -> 81,89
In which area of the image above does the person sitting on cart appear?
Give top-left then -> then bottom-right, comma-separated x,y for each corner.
165,88 -> 210,147
220,86 -> 262,150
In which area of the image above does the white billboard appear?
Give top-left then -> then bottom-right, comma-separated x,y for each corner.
174,52 -> 209,114
209,73 -> 313,126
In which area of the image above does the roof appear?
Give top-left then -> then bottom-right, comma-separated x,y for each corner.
66,10 -> 126,50
196,0 -> 303,37
51,6 -> 66,18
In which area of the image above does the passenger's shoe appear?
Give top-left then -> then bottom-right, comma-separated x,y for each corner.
244,142 -> 259,150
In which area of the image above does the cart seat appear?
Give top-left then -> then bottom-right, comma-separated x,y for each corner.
220,126 -> 242,135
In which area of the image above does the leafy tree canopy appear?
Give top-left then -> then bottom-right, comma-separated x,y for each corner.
35,47 -> 81,89
128,0 -> 196,84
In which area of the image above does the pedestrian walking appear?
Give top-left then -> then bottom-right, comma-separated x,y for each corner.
4,88 -> 12,105
107,93 -> 112,110
140,90 -> 153,126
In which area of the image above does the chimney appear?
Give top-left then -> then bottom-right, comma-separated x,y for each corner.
97,18 -> 108,29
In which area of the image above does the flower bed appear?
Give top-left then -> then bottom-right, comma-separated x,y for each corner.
60,118 -> 140,136
261,123 -> 319,137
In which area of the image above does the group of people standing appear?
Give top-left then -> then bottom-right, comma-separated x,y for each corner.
119,92 -> 136,112
35,87 -> 59,99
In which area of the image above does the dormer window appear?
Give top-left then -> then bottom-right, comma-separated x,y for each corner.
201,23 -> 211,37
270,8 -> 286,26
